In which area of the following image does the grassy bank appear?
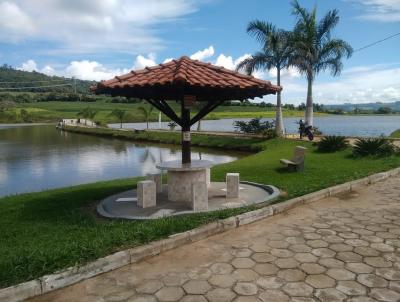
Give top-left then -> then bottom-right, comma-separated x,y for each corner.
62,125 -> 266,152
1,137 -> 400,288
1,100 -> 325,124
390,129 -> 400,138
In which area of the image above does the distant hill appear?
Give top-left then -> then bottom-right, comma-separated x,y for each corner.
0,64 -> 94,94
325,101 -> 400,112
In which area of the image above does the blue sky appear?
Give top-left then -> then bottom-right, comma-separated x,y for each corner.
0,0 -> 399,104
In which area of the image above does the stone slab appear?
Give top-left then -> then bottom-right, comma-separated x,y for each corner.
41,251 -> 130,293
226,173 -> 240,199
137,180 -> 156,208
191,181 -> 208,211
0,280 -> 41,302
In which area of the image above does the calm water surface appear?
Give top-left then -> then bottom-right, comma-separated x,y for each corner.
113,115 -> 400,137
0,125 -> 242,197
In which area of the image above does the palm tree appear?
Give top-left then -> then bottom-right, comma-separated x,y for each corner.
77,107 -> 92,125
109,109 -> 126,129
237,21 -> 293,136
88,109 -> 98,126
138,104 -> 154,129
291,0 -> 353,126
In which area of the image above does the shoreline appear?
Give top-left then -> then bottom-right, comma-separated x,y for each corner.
59,124 -> 266,152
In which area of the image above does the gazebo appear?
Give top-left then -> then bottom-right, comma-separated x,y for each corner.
94,56 -> 281,204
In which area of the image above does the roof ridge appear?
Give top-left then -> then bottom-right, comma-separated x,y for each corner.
173,56 -> 189,83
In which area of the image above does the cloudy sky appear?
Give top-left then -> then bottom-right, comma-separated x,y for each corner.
0,0 -> 399,104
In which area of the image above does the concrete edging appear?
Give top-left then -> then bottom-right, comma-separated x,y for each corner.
1,167 -> 400,301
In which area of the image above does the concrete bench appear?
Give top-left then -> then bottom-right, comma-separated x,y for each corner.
147,173 -> 162,193
137,180 -> 156,208
226,173 -> 240,199
280,146 -> 307,172
191,181 -> 208,211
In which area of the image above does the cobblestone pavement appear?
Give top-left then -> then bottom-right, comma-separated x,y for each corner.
30,176 -> 400,302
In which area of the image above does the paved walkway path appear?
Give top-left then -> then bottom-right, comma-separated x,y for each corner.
30,176 -> 400,302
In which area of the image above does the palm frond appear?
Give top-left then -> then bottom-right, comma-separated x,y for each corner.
236,53 -> 272,75
317,9 -> 339,41
247,20 -> 275,46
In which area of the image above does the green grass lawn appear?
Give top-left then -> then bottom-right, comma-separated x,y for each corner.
390,129 -> 400,138
1,138 -> 400,288
1,101 -> 328,124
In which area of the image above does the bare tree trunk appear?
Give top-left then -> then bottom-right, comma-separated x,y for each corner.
197,120 -> 201,131
305,74 -> 313,127
275,67 -> 285,137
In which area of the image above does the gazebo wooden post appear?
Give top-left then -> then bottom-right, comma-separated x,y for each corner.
181,99 -> 191,164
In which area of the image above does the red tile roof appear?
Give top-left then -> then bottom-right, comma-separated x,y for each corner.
94,56 -> 281,101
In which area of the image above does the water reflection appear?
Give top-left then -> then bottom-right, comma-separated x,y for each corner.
0,125 -> 243,197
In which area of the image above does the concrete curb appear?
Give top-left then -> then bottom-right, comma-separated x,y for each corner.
2,167 -> 400,301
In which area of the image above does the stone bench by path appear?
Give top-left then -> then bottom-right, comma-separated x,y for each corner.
29,175 -> 400,302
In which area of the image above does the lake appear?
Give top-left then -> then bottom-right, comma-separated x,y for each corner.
112,115 -> 400,137
0,125 -> 242,197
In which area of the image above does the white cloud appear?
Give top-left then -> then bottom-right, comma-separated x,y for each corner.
163,58 -> 174,63
313,65 -> 400,103
41,65 -> 56,76
268,67 -> 301,79
19,59 -> 129,81
19,59 -> 56,76
349,0 -> 400,22
215,53 -> 251,70
0,0 -> 206,54
18,52 -> 160,81
215,53 -> 271,80
65,60 -> 130,81
0,1 -> 35,42
279,64 -> 400,104
190,46 -> 215,61
20,59 -> 38,72
133,53 -> 157,70
215,54 -> 235,70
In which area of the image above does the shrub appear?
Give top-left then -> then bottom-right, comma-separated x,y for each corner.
234,118 -> 274,134
168,121 -> 177,131
234,118 -> 276,138
317,136 -> 348,153
353,138 -> 397,157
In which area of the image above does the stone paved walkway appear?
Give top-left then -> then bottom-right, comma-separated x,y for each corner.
30,176 -> 400,302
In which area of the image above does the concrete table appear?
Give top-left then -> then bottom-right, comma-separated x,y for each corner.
157,160 -> 213,205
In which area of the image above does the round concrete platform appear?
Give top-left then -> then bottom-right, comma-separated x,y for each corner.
97,181 -> 280,220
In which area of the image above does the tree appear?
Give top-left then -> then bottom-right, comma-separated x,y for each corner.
237,21 -> 293,137
77,107 -> 90,125
297,102 -> 306,111
109,109 -> 127,128
376,107 -> 392,114
138,104 -> 154,129
291,0 -> 353,126
77,107 -> 96,125
88,109 -> 98,126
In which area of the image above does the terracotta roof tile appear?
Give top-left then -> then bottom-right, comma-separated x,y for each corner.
94,56 -> 281,101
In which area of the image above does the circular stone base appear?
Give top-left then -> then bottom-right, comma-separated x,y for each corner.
156,160 -> 213,204
97,182 -> 280,220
